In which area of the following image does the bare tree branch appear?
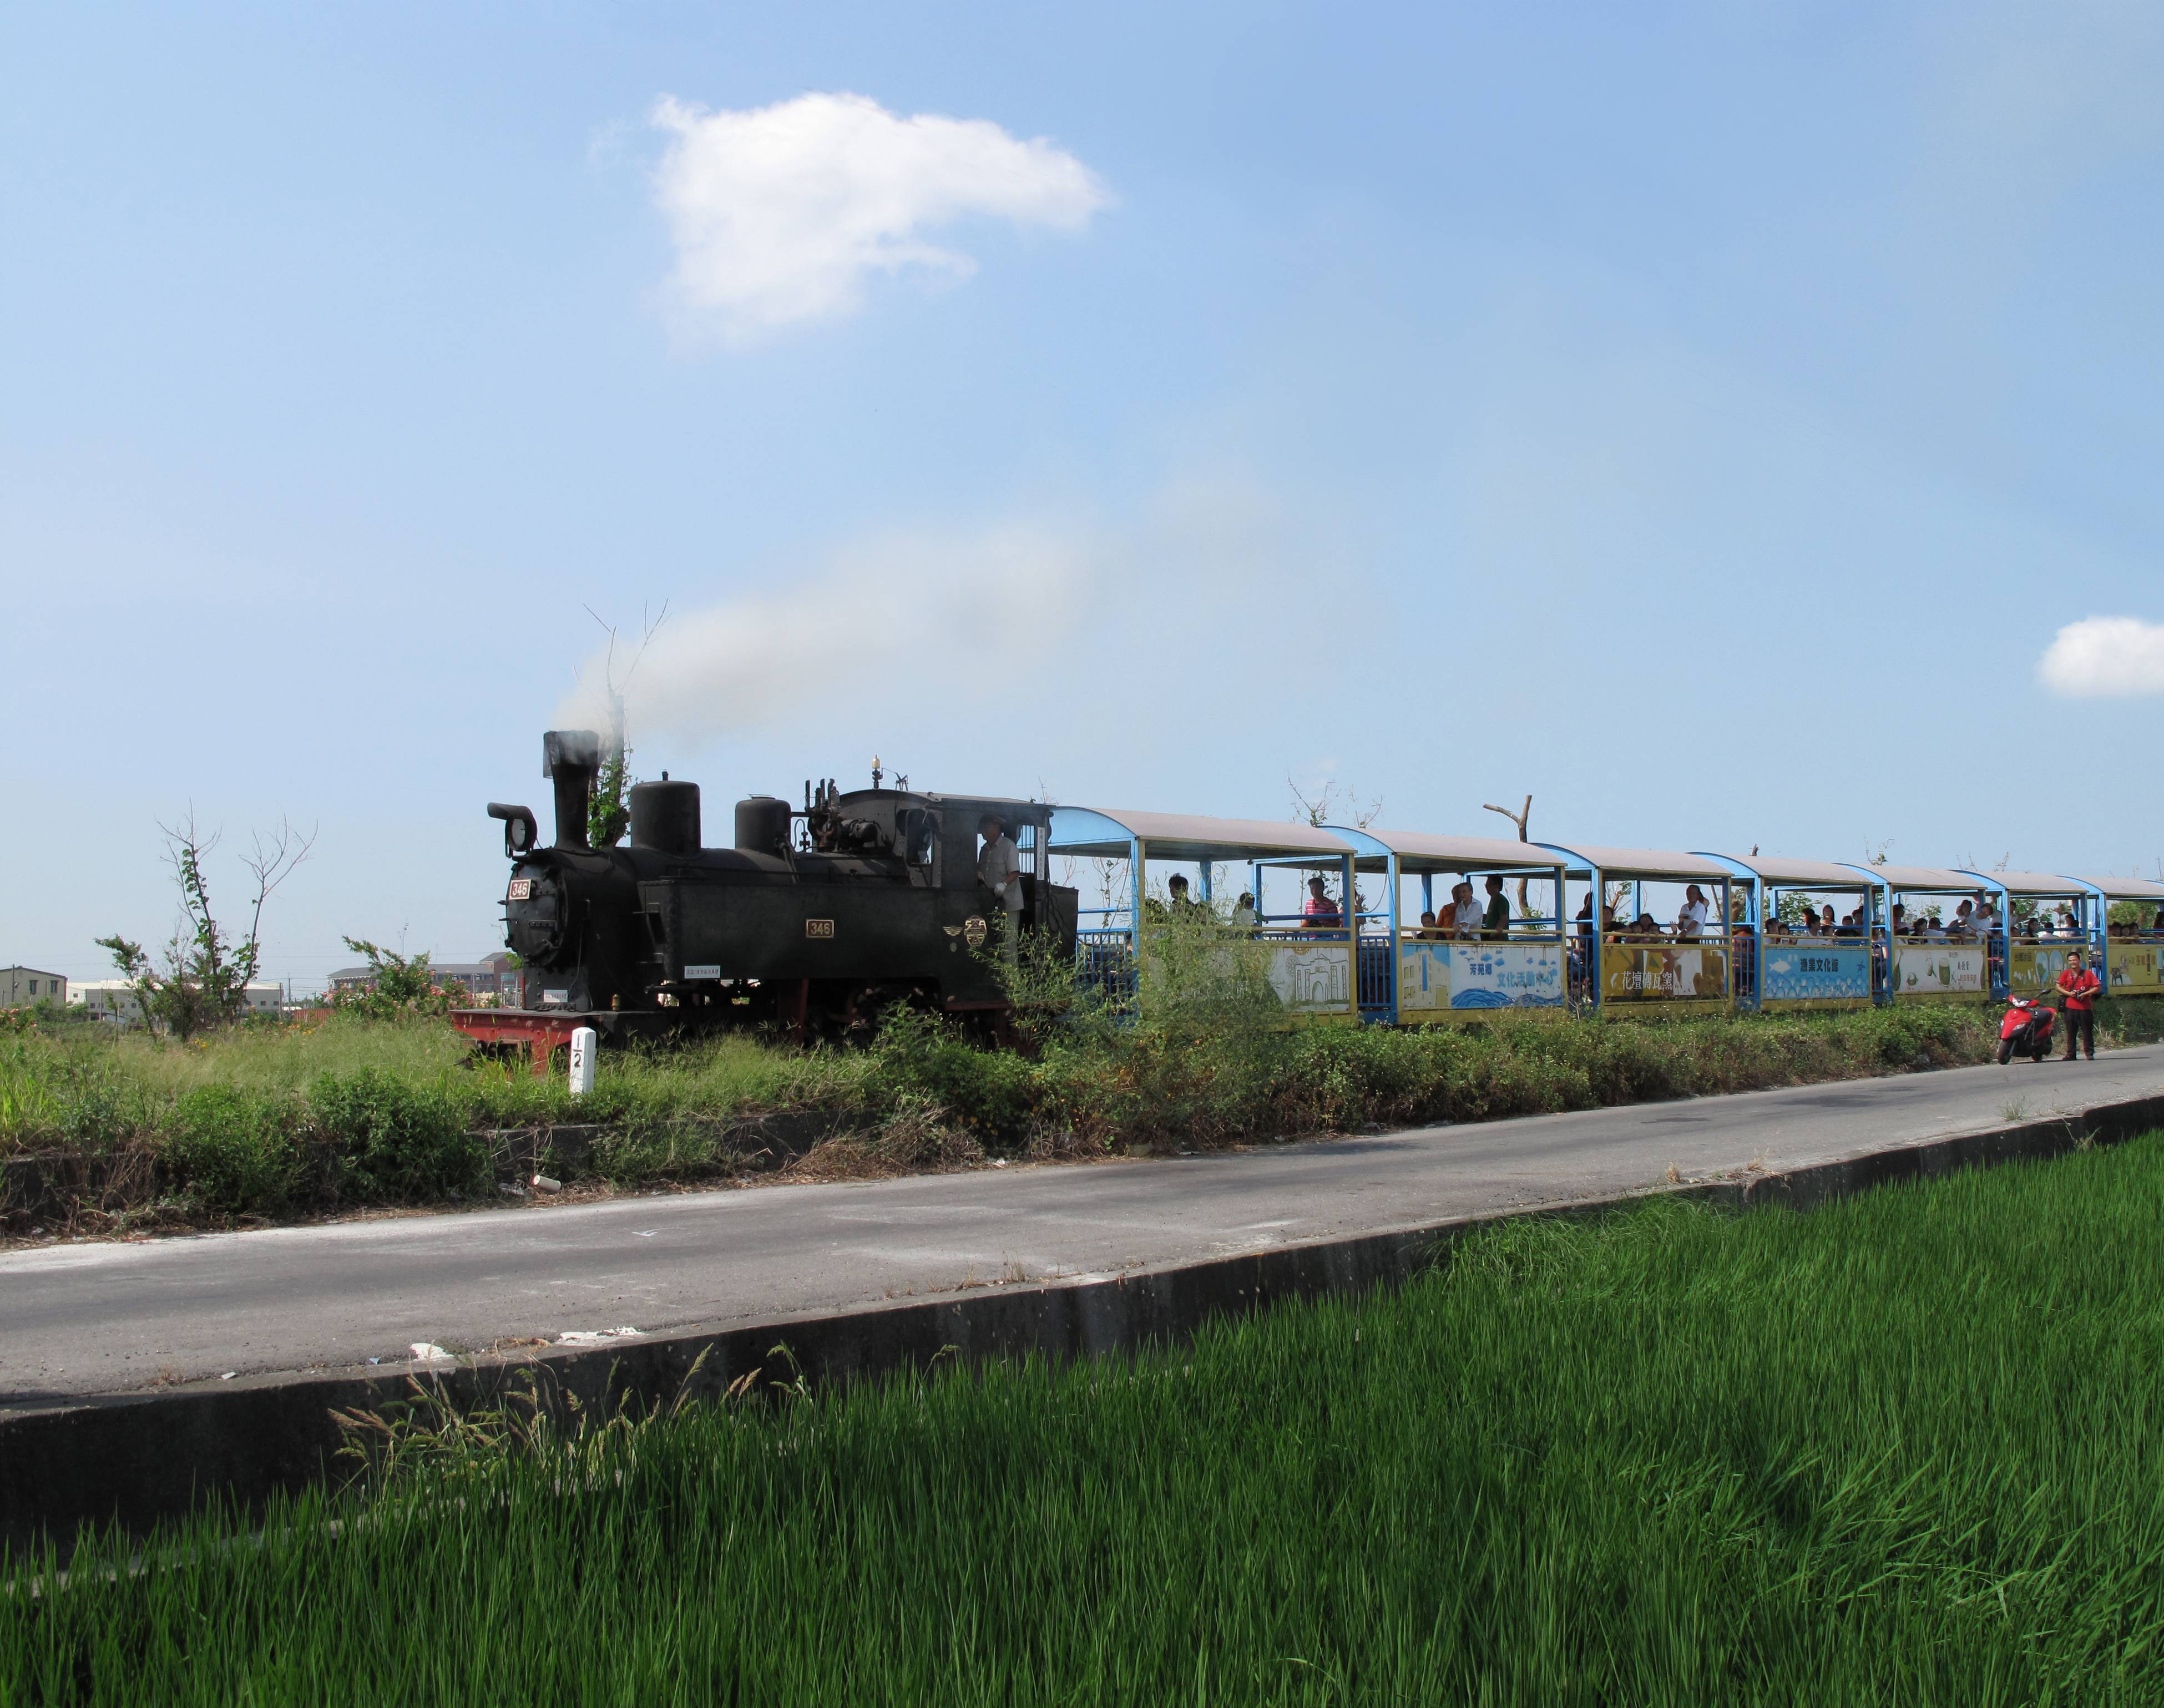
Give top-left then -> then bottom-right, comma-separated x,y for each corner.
1288,777 -> 1382,830
238,817 -> 317,986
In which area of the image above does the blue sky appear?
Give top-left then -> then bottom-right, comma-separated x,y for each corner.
4,2 -> 2162,990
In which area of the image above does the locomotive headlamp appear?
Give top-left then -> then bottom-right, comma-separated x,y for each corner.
487,802 -> 539,858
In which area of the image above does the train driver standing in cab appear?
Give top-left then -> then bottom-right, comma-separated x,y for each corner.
977,815 -> 1024,964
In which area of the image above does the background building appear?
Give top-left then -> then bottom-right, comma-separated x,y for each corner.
69,980 -> 284,1028
327,952 -> 518,1001
70,980 -> 141,1026
1,967 -> 68,1008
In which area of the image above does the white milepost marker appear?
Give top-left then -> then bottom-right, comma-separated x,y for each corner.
568,1026 -> 598,1098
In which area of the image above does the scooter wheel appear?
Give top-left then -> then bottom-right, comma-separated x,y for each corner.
1998,1040 -> 2014,1065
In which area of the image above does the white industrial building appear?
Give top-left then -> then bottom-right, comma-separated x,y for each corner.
69,979 -> 284,1028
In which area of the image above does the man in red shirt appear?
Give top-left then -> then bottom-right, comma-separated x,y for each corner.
2055,947 -> 2102,1061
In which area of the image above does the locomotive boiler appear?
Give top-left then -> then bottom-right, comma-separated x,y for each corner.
474,730 -> 1077,1043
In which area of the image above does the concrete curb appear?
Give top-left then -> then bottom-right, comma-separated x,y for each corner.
7,1090 -> 2163,1557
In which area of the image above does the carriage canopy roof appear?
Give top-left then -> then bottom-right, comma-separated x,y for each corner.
1535,843 -> 1733,883
1839,861 -> 1976,891
1045,807 -> 1355,866
2070,874 -> 2164,901
1700,853 -> 1878,889
1959,868 -> 2100,898
1331,828 -> 1563,872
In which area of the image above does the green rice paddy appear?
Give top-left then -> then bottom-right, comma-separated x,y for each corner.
9,1135 -> 2164,1704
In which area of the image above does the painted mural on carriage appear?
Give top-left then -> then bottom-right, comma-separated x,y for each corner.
1894,945 -> 1986,995
1761,946 -> 1872,1003
1398,942 -> 1565,1011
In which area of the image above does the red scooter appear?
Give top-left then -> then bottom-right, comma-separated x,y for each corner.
1998,996 -> 2058,1064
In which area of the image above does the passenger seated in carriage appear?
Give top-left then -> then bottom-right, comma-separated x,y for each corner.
1481,875 -> 1511,939
1302,875 -> 1342,930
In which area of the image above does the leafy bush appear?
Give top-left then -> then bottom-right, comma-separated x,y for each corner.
327,939 -> 468,1021
168,1085 -> 300,1214
306,1069 -> 486,1203
868,1008 -> 1039,1142
8,979 -> 2164,1224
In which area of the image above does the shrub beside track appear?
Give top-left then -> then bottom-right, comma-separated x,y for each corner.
3,1001 -> 2162,1230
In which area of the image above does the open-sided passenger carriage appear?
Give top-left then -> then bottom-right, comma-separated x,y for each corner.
1955,869 -> 2103,1003
2080,875 -> 2164,996
1536,845 -> 1737,1017
1324,830 -> 1568,1024
1833,863 -> 1996,1005
1044,809 -> 1362,1025
1698,854 -> 1883,1012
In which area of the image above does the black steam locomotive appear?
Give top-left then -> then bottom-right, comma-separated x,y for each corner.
478,731 -> 1077,1041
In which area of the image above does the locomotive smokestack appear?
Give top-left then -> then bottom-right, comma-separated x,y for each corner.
543,729 -> 601,850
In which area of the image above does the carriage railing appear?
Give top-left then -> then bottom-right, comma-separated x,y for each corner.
1074,928 -> 1137,1007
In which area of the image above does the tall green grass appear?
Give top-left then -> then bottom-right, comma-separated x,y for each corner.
10,1134 -> 2164,1704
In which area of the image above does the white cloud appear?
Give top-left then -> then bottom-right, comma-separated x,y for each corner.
649,92 -> 1111,342
553,472 -> 1348,783
557,521 -> 1103,744
2038,616 -> 2164,697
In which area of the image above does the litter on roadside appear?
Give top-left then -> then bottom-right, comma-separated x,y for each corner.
530,1174 -> 562,1193
555,1327 -> 643,1346
408,1342 -> 454,1364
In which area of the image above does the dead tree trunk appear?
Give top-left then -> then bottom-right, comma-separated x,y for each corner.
1482,795 -> 1535,916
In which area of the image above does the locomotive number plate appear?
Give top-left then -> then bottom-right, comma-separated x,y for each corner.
507,878 -> 532,901
805,919 -> 835,939
684,964 -> 721,981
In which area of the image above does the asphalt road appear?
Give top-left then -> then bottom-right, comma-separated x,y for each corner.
6,1046 -> 2161,1409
